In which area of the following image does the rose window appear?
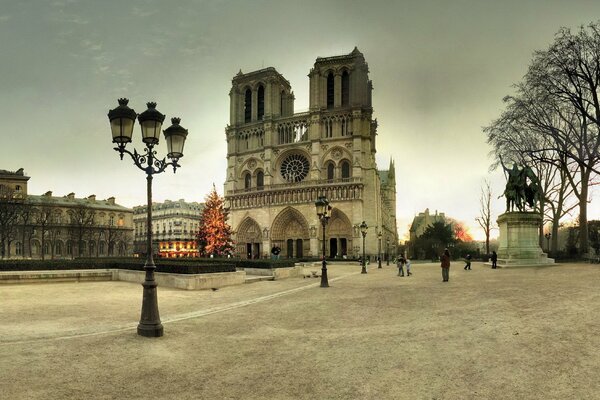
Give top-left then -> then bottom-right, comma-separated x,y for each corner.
280,154 -> 310,182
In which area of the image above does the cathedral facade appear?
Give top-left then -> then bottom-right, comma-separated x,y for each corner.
224,48 -> 398,260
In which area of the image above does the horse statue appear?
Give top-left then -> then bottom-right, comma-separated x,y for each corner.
499,157 -> 539,212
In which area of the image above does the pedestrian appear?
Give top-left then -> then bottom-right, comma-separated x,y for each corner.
491,251 -> 498,269
397,255 -> 405,277
464,254 -> 472,270
406,257 -> 412,276
441,248 -> 450,282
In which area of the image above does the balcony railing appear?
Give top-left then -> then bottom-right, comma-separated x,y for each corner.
226,178 -> 363,209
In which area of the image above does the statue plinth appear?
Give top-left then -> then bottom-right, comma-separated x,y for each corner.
494,212 -> 554,267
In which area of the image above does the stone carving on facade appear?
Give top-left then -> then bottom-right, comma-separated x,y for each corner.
262,228 -> 269,239
344,142 -> 353,149
310,225 -> 317,238
259,152 -> 265,160
237,157 -> 244,164
332,148 -> 343,160
321,144 -> 329,151
248,159 -> 257,170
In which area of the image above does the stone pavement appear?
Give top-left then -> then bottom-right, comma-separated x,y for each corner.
1,262 -> 600,399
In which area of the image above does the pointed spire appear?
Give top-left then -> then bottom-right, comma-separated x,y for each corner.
388,157 -> 395,178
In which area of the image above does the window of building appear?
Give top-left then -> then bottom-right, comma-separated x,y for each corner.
244,88 -> 252,123
44,242 -> 50,255
342,70 -> 350,106
327,72 -> 334,109
325,119 -> 333,138
15,185 -> 21,192
257,85 -> 264,120
327,162 -> 335,181
15,242 -> 22,256
99,241 -> 105,255
257,171 -> 264,190
244,172 -> 252,190
67,241 -> 72,256
89,241 -> 95,256
55,242 -> 62,256
280,90 -> 285,115
341,160 -> 351,180
109,216 -> 115,226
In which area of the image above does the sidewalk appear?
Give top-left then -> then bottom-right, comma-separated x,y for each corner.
1,262 -> 600,399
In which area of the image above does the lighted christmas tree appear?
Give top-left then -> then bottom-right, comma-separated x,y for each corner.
196,184 -> 234,257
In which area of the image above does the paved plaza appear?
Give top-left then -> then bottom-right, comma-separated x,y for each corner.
1,262 -> 600,399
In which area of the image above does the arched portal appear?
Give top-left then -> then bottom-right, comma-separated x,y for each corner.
271,207 -> 310,258
326,208 -> 353,258
236,217 -> 262,259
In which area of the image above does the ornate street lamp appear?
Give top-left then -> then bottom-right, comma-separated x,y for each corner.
386,237 -> 390,265
377,230 -> 382,268
360,221 -> 368,274
315,196 -> 332,288
544,232 -> 552,254
108,99 -> 188,338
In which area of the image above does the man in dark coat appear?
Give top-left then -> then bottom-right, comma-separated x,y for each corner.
441,248 -> 451,282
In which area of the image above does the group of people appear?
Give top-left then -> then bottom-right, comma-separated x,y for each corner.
395,250 -> 499,282
396,255 -> 412,277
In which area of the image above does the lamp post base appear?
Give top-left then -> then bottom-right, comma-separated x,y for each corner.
361,265 -> 367,274
320,260 -> 329,287
138,270 -> 164,338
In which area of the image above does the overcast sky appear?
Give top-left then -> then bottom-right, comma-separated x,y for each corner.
2,0 -> 600,241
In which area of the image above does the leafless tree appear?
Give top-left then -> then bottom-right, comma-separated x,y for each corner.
0,186 -> 24,259
485,22 -> 600,255
475,180 -> 493,254
32,206 -> 53,260
68,205 -> 96,258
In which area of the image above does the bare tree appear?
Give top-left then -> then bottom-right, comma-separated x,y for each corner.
19,203 -> 34,258
68,205 -> 96,258
475,180 -> 493,254
485,22 -> 600,255
0,186 -> 23,259
32,206 -> 53,260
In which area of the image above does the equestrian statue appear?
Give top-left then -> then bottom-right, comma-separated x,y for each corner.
499,157 -> 541,212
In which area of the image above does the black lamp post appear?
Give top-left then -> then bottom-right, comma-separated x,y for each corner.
315,196 -> 332,288
360,221 -> 368,274
377,230 -> 382,268
108,98 -> 188,338
545,232 -> 552,253
386,238 -> 390,265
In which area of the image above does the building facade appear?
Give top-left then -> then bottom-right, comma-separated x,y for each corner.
0,168 -> 133,259
224,48 -> 398,259
133,199 -> 204,258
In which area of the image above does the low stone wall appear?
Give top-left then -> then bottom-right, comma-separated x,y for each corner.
243,266 -> 302,280
113,270 -> 246,290
0,269 -> 247,290
0,269 -> 113,284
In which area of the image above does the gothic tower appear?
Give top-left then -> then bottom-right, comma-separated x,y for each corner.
224,48 -> 398,259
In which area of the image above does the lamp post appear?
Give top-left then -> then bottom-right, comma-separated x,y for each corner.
108,99 -> 188,338
315,196 -> 332,288
386,238 -> 390,265
377,230 -> 382,268
360,221 -> 368,274
545,232 -> 552,253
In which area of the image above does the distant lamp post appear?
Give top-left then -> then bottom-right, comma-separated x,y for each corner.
386,238 -> 390,265
360,221 -> 368,274
545,232 -> 552,253
315,196 -> 332,288
108,98 -> 188,338
377,230 -> 382,268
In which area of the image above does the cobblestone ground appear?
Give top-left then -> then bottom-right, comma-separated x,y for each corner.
1,262 -> 600,400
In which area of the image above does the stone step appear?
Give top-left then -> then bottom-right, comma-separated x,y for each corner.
244,275 -> 275,283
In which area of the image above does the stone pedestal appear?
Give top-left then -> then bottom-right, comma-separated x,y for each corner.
495,212 -> 554,267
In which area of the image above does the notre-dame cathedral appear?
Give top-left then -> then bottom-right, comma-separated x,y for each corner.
224,48 -> 398,260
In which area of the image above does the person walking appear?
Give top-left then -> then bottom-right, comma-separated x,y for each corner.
397,255 -> 405,277
406,257 -> 412,276
491,251 -> 498,269
441,248 -> 451,282
464,254 -> 472,270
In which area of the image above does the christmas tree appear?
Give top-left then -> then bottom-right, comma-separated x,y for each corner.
196,184 -> 234,257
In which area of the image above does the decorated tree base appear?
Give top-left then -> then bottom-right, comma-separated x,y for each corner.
491,212 -> 554,267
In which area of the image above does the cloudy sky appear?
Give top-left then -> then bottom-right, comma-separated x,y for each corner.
2,0 -> 600,241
